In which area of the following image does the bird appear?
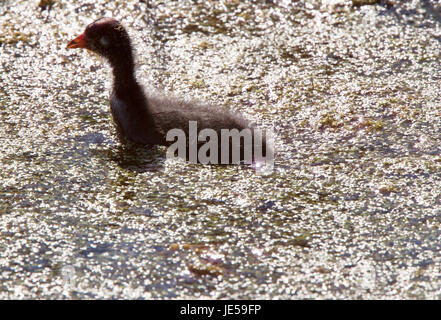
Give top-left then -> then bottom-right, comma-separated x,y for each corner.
67,17 -> 270,164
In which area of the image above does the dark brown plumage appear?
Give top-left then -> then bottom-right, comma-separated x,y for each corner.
67,17 -> 269,164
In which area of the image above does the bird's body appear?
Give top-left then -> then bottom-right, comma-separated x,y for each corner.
110,82 -> 250,147
67,17 -> 269,164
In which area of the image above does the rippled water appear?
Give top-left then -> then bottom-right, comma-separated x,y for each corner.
1,0 -> 441,299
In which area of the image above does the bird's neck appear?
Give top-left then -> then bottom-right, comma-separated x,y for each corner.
110,56 -> 137,94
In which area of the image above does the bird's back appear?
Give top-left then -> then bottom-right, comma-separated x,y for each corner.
147,93 -> 251,139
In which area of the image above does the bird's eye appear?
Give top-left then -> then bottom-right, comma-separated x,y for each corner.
99,36 -> 110,47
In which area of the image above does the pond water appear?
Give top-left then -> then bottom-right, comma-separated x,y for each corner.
1,0 -> 441,299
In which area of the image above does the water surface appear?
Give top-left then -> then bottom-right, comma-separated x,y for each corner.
1,0 -> 441,299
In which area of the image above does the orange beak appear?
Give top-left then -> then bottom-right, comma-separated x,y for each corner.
67,32 -> 87,49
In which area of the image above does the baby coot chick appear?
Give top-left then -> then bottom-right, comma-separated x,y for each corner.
67,17 -> 270,164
